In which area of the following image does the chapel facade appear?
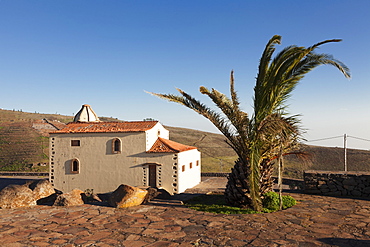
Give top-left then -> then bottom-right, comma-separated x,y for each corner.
49,104 -> 201,194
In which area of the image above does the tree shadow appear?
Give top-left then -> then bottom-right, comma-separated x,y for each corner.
318,238 -> 370,247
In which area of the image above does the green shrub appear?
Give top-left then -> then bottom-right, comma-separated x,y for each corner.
282,194 -> 297,209
187,203 -> 260,214
184,192 -> 296,214
262,191 -> 280,211
262,191 -> 296,211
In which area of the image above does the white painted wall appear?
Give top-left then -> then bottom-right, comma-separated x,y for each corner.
145,122 -> 169,151
177,149 -> 201,193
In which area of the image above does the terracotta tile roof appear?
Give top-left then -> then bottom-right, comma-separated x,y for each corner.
147,137 -> 197,153
51,121 -> 158,134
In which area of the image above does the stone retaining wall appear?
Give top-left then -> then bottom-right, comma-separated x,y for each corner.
0,172 -> 49,177
304,170 -> 370,198
202,173 -> 304,189
201,172 -> 228,177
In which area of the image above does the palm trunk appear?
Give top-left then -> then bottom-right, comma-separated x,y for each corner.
260,159 -> 275,195
225,158 -> 274,209
225,158 -> 252,208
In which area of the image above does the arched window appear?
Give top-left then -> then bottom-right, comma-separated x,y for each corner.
112,138 -> 121,154
71,159 -> 80,174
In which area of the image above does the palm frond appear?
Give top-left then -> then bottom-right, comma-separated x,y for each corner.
306,39 -> 342,52
230,70 -> 240,108
198,85 -> 250,157
147,90 -> 242,154
201,85 -> 248,134
256,35 -> 282,91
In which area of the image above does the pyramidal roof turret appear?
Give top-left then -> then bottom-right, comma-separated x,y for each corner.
73,104 -> 100,122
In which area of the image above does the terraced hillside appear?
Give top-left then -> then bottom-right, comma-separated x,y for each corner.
0,109 -> 70,171
0,121 -> 46,169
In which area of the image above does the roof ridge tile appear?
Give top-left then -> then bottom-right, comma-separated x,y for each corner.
147,137 -> 197,153
51,121 -> 159,134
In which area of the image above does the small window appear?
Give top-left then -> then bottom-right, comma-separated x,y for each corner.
196,160 -> 199,166
71,159 -> 80,174
112,138 -> 121,154
190,162 -> 193,169
182,165 -> 185,172
71,140 -> 80,146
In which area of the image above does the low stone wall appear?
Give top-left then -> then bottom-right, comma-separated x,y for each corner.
0,172 -> 49,177
201,172 -> 228,177
202,173 -> 304,189
304,170 -> 370,198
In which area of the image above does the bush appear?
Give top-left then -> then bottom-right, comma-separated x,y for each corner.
184,193 -> 297,214
262,191 -> 296,211
282,194 -> 297,209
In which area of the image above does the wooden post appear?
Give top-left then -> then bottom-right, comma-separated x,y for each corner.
344,134 -> 347,172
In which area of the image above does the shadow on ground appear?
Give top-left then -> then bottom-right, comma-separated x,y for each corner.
318,238 -> 370,247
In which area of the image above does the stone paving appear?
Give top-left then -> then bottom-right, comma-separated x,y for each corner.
0,177 -> 370,246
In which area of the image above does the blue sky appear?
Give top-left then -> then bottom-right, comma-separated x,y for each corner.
0,1 -> 369,150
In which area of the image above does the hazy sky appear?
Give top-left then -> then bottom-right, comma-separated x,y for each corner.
1,1 -> 369,150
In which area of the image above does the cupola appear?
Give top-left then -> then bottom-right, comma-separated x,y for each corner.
73,104 -> 100,122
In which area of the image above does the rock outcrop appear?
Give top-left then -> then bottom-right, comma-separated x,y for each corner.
108,184 -> 148,208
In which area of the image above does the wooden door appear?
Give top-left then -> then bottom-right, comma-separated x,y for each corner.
148,164 -> 157,187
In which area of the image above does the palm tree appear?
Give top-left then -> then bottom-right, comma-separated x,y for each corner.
149,35 -> 350,211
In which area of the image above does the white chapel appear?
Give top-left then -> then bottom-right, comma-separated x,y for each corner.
49,104 -> 201,194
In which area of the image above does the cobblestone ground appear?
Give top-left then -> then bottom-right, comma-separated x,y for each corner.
0,178 -> 370,246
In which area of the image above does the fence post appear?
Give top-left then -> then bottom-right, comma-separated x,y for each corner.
344,134 -> 347,172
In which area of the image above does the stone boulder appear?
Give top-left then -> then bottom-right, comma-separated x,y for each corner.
142,187 -> 160,204
0,179 -> 56,209
108,184 -> 148,208
0,184 -> 36,209
28,180 -> 55,201
53,189 -> 85,206
85,193 -> 103,203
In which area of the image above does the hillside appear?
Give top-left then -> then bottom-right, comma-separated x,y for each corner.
283,145 -> 370,177
0,108 -> 369,178
165,126 -> 237,173
167,126 -> 370,178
